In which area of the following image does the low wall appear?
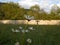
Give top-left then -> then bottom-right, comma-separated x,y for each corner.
0,20 -> 60,25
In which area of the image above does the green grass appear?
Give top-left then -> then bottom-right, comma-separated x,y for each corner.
0,24 -> 60,45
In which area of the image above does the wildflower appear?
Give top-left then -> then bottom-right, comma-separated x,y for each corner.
19,26 -> 22,29
21,30 -> 25,33
15,29 -> 20,32
15,42 -> 19,45
25,30 -> 29,32
27,38 -> 32,43
12,28 -> 20,32
12,28 -> 15,32
28,27 -> 34,30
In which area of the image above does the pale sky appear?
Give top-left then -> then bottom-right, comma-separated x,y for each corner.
0,0 -> 60,12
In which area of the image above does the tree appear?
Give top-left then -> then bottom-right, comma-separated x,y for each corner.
50,4 -> 59,15
0,2 -> 25,19
30,4 -> 40,12
50,4 -> 60,19
30,4 -> 41,19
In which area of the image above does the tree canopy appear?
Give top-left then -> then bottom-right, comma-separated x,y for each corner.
0,2 -> 60,20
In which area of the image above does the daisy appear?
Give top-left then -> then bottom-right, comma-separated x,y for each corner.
19,26 -> 23,29
28,27 -> 34,30
15,42 -> 19,45
27,38 -> 32,43
25,30 -> 29,32
21,30 -> 25,33
12,28 -> 15,32
15,29 -> 20,32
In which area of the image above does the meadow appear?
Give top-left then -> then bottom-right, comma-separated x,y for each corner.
0,24 -> 60,45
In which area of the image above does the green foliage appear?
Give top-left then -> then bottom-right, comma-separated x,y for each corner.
0,24 -> 60,45
0,2 -> 60,19
30,4 -> 40,12
0,2 -> 25,19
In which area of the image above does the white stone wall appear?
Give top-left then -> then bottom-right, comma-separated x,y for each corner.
38,20 -> 60,25
0,20 -> 60,25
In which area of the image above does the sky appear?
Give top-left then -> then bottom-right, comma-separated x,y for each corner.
0,0 -> 60,12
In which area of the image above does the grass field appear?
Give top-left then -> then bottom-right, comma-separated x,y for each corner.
0,24 -> 60,45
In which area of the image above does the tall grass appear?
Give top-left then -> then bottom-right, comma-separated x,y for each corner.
0,24 -> 60,45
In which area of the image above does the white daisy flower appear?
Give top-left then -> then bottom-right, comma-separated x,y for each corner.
15,29 -> 20,32
27,38 -> 32,43
21,30 -> 25,33
19,26 -> 22,29
28,27 -> 34,30
12,28 -> 15,32
15,42 -> 19,45
25,30 -> 29,32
